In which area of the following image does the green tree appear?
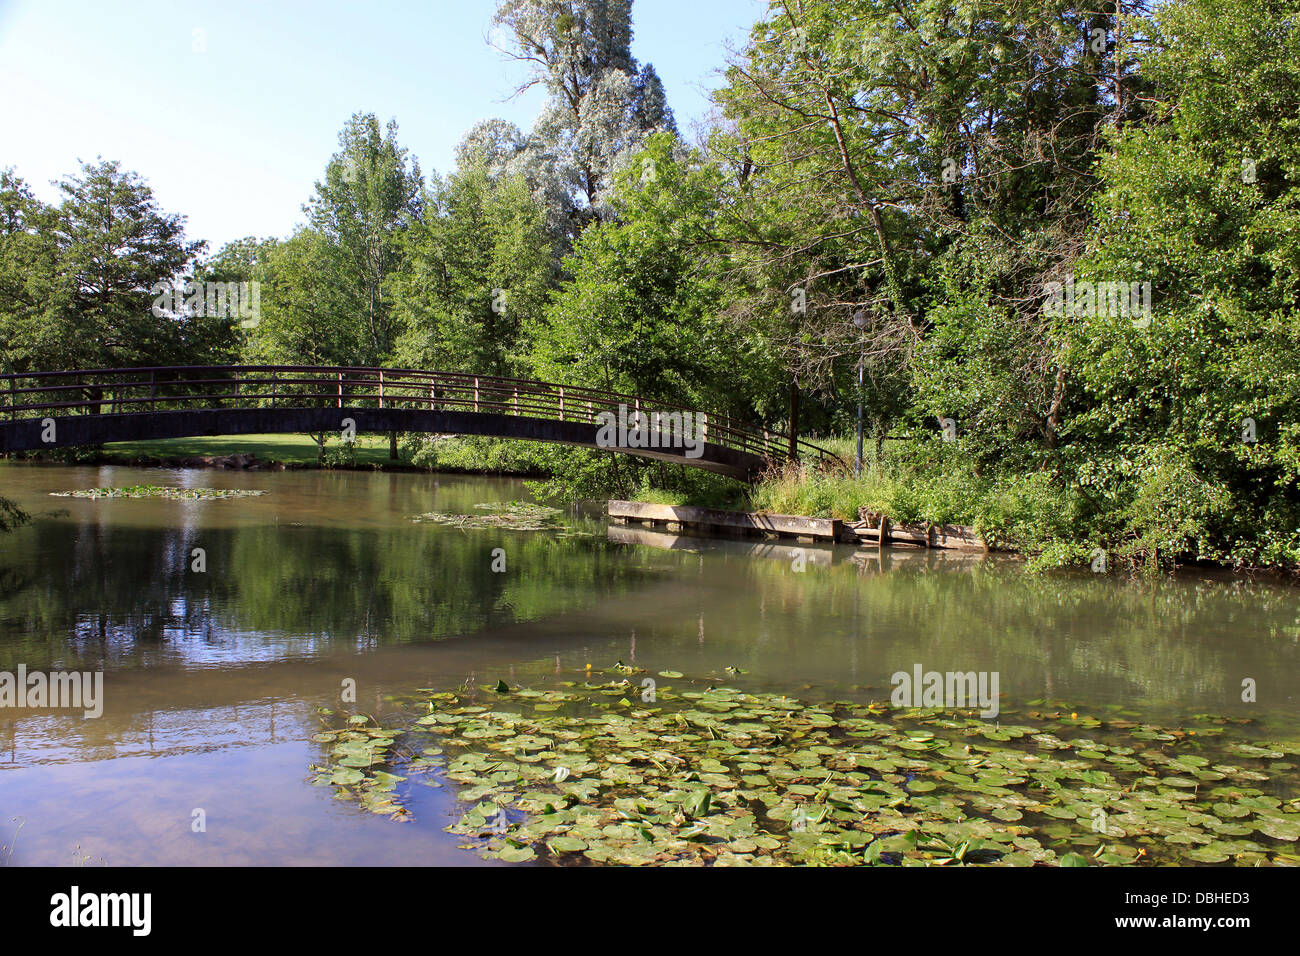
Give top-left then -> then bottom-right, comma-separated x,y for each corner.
491,0 -> 676,239
243,230 -> 363,367
0,169 -> 60,375
526,133 -> 757,497
292,113 -> 423,367
1,160 -> 206,373
393,163 -> 553,377
711,0 -> 1146,456
529,134 -> 743,404
1063,0 -> 1300,567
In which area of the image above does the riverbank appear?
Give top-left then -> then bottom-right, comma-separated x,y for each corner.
13,430 -> 1294,574
13,432 -> 1077,567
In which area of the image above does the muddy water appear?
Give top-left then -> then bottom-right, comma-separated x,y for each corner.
0,463 -> 1297,865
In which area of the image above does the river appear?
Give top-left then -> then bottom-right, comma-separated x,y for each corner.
1,463 -> 1297,865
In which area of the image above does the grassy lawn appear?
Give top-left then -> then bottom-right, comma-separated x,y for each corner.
102,433 -> 395,466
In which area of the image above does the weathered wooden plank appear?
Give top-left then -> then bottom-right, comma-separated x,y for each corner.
844,519 -> 989,552
608,500 -> 841,541
930,524 -> 988,552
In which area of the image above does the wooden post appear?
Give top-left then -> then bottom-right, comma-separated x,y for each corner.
474,378 -> 479,413
559,386 -> 564,422
878,516 -> 890,549
379,370 -> 385,409
338,372 -> 343,409
513,385 -> 519,415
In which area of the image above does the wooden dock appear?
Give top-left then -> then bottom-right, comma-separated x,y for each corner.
845,516 -> 988,551
608,500 -> 840,541
608,500 -> 989,552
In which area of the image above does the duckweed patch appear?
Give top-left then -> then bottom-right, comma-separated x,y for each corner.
50,485 -> 268,500
311,675 -> 1300,867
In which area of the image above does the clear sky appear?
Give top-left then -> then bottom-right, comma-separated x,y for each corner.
0,0 -> 761,251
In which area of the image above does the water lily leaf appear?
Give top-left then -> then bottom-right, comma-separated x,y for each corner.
548,837 -> 588,853
498,846 -> 536,863
1256,817 -> 1300,841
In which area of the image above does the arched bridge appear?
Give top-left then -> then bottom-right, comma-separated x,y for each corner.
0,366 -> 841,481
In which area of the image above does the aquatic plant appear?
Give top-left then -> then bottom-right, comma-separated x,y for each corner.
410,501 -> 564,532
49,485 -> 268,500
312,673 -> 1300,867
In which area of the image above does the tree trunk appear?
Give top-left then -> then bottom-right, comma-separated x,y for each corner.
787,374 -> 800,462
389,430 -> 398,461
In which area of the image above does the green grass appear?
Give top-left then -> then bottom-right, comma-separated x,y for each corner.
745,440 -> 1095,568
629,486 -> 750,510
101,433 -> 395,466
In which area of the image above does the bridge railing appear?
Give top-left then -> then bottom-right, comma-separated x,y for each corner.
0,365 -> 843,467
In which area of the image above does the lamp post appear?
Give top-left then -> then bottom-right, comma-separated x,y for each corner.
852,309 -> 867,477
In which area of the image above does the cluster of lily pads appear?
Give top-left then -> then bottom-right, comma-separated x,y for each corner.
50,485 -> 267,500
311,670 -> 1300,866
410,501 -> 564,532
310,715 -> 412,819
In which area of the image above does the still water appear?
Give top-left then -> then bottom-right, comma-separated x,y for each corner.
1,463 -> 1297,865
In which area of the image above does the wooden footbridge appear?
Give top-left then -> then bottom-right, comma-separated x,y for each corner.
0,366 -> 841,481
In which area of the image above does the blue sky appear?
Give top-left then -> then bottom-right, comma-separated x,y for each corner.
0,0 -> 761,251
